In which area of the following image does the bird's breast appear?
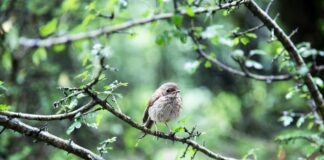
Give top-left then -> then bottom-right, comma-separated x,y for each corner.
148,95 -> 182,123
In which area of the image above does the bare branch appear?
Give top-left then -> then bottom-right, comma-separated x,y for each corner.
18,0 -> 249,48
245,0 -> 324,118
0,101 -> 97,121
0,115 -> 104,160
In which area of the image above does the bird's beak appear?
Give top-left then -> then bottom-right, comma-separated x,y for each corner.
174,90 -> 181,93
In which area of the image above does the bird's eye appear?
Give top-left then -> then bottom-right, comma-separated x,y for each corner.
166,89 -> 172,93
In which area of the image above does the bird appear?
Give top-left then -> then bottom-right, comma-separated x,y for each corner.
142,82 -> 182,131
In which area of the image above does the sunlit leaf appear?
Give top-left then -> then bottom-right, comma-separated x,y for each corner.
62,0 -> 80,11
240,37 -> 250,45
185,6 -> 195,17
172,126 -> 185,133
40,18 -> 58,36
171,14 -> 183,27
2,51 -> 12,71
96,110 -> 104,126
32,47 -> 47,66
245,33 -> 257,39
0,104 -> 11,111
204,61 -> 212,68
53,44 -> 66,52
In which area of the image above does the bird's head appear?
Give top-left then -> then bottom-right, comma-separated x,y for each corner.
159,82 -> 180,96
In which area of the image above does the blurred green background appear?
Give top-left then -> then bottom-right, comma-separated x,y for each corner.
1,0 -> 324,160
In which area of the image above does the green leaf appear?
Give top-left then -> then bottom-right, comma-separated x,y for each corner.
2,51 -> 12,71
53,44 -> 66,52
245,33 -> 257,39
171,14 -> 183,27
107,0 -> 118,11
0,104 -> 11,111
233,37 -> 240,46
222,6 -> 236,16
62,0 -> 80,11
82,53 -> 90,66
155,31 -> 171,45
32,48 -> 47,65
204,61 -> 212,68
185,6 -> 195,17
81,14 -> 95,27
211,36 -> 219,45
66,121 -> 82,134
209,52 -> 216,59
75,71 -> 89,81
240,37 -> 250,45
96,110 -> 103,126
6,27 -> 19,49
39,18 -> 58,36
172,126 -> 185,133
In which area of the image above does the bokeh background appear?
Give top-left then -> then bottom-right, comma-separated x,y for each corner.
0,0 -> 324,160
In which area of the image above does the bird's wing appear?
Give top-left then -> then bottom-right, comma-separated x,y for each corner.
142,91 -> 161,123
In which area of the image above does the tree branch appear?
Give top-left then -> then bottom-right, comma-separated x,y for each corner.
245,0 -> 324,117
0,101 -> 97,121
0,115 -> 104,160
190,35 -> 292,81
84,89 -> 238,160
18,0 -> 249,48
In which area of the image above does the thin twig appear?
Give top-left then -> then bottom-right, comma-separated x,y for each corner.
288,28 -> 298,38
232,23 -> 264,38
265,0 -> 275,13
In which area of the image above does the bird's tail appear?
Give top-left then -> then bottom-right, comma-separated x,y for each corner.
144,119 -> 154,129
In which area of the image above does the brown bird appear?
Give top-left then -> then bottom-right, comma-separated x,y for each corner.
143,82 -> 182,130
